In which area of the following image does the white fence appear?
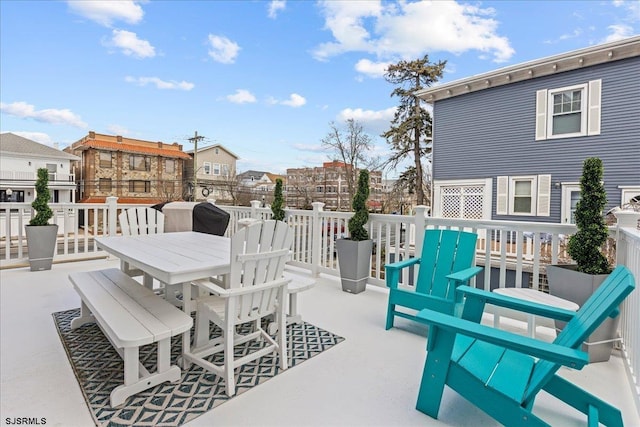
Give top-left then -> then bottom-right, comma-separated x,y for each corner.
1,198 -> 638,411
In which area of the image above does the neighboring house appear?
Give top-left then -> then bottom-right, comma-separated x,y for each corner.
0,133 -> 79,203
65,132 -> 190,204
237,170 -> 276,204
184,144 -> 239,201
416,36 -> 640,224
286,161 -> 384,211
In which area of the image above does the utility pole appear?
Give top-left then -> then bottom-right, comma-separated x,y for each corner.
189,131 -> 204,201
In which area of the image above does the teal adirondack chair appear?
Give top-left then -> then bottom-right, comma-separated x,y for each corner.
415,265 -> 635,427
385,228 -> 482,330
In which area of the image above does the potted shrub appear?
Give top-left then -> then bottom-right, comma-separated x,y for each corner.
547,157 -> 615,362
25,168 -> 59,271
271,178 -> 285,221
336,170 -> 373,294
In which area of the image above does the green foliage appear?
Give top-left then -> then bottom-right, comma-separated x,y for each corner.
567,158 -> 611,275
382,55 -> 445,205
271,178 -> 285,221
29,168 -> 53,226
348,170 -> 370,241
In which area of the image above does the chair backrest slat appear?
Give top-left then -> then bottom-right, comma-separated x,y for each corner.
415,229 -> 478,298
228,220 -> 293,322
524,266 -> 635,403
119,207 -> 164,236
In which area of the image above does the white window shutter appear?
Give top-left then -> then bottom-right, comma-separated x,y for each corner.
535,89 -> 548,140
588,79 -> 602,136
537,175 -> 551,216
496,176 -> 508,215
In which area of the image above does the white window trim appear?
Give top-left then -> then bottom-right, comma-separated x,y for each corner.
620,186 -> 640,205
561,183 -> 580,224
213,163 -> 221,175
535,79 -> 601,141
546,83 -> 588,139
203,162 -> 212,175
509,176 -> 537,216
496,175 -> 551,217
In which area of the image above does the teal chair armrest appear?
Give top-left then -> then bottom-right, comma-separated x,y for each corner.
385,257 -> 421,290
446,266 -> 483,283
457,285 -> 577,323
417,308 -> 589,369
385,257 -> 420,272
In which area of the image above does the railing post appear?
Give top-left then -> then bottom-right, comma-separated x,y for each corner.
414,205 -> 428,258
107,196 -> 118,236
250,200 -> 261,218
311,202 -> 325,277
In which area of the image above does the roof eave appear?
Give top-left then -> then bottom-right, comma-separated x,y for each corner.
415,35 -> 640,103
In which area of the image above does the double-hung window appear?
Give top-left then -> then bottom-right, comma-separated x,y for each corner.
129,180 -> 150,193
535,79 -> 601,140
203,162 -> 211,175
130,155 -> 150,171
496,175 -> 551,217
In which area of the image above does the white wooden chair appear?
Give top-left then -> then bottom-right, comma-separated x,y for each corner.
118,207 -> 181,305
188,220 -> 293,397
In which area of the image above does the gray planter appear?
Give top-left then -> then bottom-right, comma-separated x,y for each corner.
335,239 -> 373,294
25,224 -> 58,271
546,264 -> 618,362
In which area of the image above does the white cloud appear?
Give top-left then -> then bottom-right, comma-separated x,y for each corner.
226,89 -> 257,104
208,35 -> 240,64
337,106 -> 396,134
67,0 -> 144,27
268,1 -> 286,19
337,107 -> 395,123
107,124 -> 132,136
0,101 -> 88,128
354,59 -> 390,78
125,76 -> 194,90
280,93 -> 307,107
267,94 -> 307,107
10,131 -> 53,145
105,29 -> 155,58
314,0 -> 514,64
601,24 -> 635,43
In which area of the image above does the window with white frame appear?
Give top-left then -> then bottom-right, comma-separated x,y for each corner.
497,175 -> 551,216
203,162 -> 211,175
213,163 -> 221,175
535,79 -> 601,140
621,187 -> 640,207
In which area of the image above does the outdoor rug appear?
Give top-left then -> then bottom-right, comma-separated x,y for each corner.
53,308 -> 345,427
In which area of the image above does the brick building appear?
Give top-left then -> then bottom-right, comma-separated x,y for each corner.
286,161 -> 383,211
66,132 -> 191,204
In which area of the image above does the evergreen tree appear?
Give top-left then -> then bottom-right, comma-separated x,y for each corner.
382,55 -> 446,205
271,178 -> 285,221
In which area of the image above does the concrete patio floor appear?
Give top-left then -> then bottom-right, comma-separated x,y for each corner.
1,257 -> 639,426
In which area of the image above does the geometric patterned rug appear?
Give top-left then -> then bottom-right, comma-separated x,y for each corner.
53,308 -> 345,427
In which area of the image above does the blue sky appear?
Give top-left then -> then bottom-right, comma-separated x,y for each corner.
1,0 -> 638,177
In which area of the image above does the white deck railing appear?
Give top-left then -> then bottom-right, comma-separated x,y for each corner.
1,198 -> 638,412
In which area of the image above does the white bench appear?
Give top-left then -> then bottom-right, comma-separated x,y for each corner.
69,268 -> 193,407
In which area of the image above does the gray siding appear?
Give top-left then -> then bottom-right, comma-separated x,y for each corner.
432,56 -> 640,222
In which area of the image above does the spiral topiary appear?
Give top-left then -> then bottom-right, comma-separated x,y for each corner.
567,157 -> 611,275
271,178 -> 285,221
29,168 -> 53,226
348,170 -> 370,241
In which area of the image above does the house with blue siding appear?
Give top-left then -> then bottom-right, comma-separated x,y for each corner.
416,36 -> 640,224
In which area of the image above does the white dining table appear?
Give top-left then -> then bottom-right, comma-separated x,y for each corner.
95,231 -> 232,358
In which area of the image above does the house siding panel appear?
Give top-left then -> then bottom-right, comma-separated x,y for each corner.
432,56 -> 640,223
